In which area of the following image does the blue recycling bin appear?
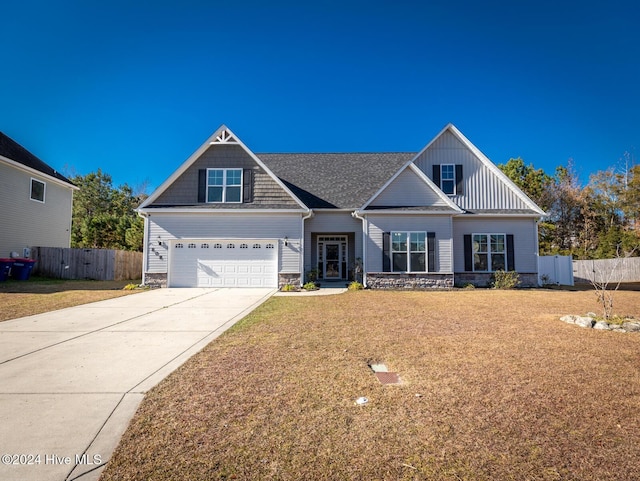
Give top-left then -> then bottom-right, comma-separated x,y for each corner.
11,258 -> 35,280
0,258 -> 14,282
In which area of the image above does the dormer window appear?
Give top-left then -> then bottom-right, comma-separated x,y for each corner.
207,168 -> 242,203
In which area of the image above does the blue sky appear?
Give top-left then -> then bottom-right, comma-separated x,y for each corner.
2,0 -> 638,191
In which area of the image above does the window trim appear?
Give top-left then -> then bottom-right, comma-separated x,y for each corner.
30,178 -> 46,203
440,164 -> 456,195
206,168 -> 243,203
472,233 -> 506,272
390,231 -> 427,273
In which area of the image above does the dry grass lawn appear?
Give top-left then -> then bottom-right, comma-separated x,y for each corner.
0,277 -> 142,321
101,288 -> 640,481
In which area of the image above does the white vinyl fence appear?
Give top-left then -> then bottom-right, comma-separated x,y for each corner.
538,255 -> 574,286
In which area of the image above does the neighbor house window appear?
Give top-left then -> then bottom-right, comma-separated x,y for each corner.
207,168 -> 242,203
473,234 -> 506,271
30,178 -> 46,202
391,232 -> 426,272
441,164 -> 455,195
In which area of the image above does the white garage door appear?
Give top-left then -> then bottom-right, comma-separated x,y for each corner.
168,240 -> 278,288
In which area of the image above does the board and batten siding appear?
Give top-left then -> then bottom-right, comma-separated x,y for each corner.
369,167 -> 450,207
0,162 -> 73,256
304,212 -> 363,270
146,212 -> 302,274
413,130 -> 530,211
452,217 -> 539,272
365,215 -> 453,273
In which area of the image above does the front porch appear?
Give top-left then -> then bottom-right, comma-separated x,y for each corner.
308,233 -> 358,283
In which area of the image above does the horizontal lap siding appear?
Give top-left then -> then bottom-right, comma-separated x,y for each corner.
0,163 -> 73,256
365,215 -> 453,273
304,212 -> 362,269
413,131 -> 530,211
452,217 -> 538,272
146,213 -> 302,273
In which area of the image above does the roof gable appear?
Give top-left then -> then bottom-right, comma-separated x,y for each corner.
412,124 -> 545,215
139,126 -> 307,210
363,164 -> 462,212
0,132 -> 75,187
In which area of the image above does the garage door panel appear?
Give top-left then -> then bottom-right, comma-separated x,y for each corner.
170,240 -> 278,288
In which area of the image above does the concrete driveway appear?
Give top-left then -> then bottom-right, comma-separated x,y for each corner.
0,287 -> 275,481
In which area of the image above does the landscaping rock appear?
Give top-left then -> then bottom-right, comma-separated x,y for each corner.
622,322 -> 640,333
560,315 -> 577,324
574,317 -> 595,328
593,321 -> 610,330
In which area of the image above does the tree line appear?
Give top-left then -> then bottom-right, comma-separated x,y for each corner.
499,155 -> 639,259
70,169 -> 146,251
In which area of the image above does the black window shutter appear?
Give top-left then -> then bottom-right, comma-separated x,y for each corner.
455,164 -> 464,195
427,232 -> 436,272
464,234 -> 473,271
382,232 -> 391,272
243,169 -> 253,203
432,164 -> 441,187
198,169 -> 207,203
506,234 -> 515,271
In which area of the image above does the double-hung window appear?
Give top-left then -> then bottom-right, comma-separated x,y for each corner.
30,178 -> 46,203
441,164 -> 455,195
207,168 -> 242,203
391,231 -> 426,272
473,234 -> 506,271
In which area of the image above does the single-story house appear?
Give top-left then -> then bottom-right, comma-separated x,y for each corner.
0,132 -> 77,258
137,123 -> 545,288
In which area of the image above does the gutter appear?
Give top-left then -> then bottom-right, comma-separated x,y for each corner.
351,210 -> 367,287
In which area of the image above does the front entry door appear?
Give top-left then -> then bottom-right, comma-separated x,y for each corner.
324,243 -> 341,279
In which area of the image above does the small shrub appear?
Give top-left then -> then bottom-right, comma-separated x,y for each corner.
491,270 -> 521,289
303,282 -> 318,291
463,283 -> 476,289
281,284 -> 297,292
306,268 -> 319,283
347,281 -> 364,291
123,283 -> 139,290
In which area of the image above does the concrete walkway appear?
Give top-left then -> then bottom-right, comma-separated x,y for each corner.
0,287 -> 275,481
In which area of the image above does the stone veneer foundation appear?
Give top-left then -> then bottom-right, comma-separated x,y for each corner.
453,272 -> 538,288
144,272 -> 167,288
366,273 -> 454,289
279,273 -> 301,288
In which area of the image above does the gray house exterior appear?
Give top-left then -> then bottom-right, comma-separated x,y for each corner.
138,124 -> 545,289
0,132 -> 77,258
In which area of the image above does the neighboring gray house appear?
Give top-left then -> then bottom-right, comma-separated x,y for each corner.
138,124 -> 545,288
0,132 -> 77,258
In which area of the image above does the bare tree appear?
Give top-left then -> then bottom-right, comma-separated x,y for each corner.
588,246 -> 637,319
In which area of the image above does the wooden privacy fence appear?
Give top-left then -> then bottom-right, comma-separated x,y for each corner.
32,247 -> 142,281
573,257 -> 640,284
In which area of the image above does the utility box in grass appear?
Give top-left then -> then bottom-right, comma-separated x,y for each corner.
11,259 -> 35,280
0,258 -> 14,281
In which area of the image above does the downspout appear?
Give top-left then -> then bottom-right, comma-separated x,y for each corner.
351,210 -> 367,287
137,210 -> 149,286
300,210 -> 314,286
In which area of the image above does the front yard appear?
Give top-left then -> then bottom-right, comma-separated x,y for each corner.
0,277 -> 142,321
101,289 -> 640,481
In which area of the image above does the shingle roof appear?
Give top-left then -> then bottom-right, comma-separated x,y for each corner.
0,132 -> 74,186
258,152 -> 415,209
